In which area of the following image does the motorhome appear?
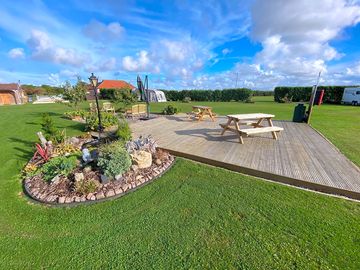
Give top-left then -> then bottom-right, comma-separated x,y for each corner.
341,87 -> 360,105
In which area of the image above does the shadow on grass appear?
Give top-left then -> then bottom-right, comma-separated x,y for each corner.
8,137 -> 35,161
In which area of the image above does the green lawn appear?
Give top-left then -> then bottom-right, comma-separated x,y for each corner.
0,99 -> 359,269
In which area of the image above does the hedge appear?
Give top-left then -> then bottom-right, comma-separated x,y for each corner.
162,88 -> 252,102
274,86 -> 358,104
99,88 -> 132,99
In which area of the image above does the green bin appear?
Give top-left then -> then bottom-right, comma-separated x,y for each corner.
293,103 -> 306,122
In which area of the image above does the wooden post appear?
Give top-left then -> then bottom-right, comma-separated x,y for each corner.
306,71 -> 322,124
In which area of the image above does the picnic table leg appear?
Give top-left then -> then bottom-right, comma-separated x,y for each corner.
234,120 -> 244,144
254,118 -> 264,128
266,118 -> 278,140
221,118 -> 232,135
208,109 -> 215,122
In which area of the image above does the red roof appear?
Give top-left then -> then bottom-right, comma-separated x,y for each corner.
98,80 -> 135,90
0,83 -> 19,90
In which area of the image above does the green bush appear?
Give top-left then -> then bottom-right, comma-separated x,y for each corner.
41,113 -> 65,144
41,156 -> 77,182
85,112 -> 118,131
116,119 -> 132,142
97,141 -> 131,177
162,88 -> 252,102
273,86 -> 357,104
63,110 -> 89,119
75,179 -> 99,195
162,105 -> 179,115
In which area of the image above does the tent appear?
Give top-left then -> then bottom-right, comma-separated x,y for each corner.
146,89 -> 167,102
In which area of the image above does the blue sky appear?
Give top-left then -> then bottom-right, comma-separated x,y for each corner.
0,0 -> 360,90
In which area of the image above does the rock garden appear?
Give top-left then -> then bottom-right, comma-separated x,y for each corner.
22,113 -> 174,205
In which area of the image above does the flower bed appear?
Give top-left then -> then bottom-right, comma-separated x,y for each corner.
23,135 -> 174,205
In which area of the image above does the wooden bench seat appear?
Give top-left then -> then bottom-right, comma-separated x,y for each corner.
239,126 -> 283,135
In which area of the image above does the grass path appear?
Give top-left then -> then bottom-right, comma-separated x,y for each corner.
0,100 -> 359,269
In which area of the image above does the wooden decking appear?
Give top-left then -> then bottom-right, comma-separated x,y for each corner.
130,115 -> 360,200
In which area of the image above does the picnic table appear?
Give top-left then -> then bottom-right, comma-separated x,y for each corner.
219,113 -> 284,144
188,106 -> 216,121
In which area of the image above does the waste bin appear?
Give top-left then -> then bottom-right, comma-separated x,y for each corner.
293,103 -> 306,122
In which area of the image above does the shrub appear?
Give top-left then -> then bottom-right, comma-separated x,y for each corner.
85,112 -> 118,131
41,113 -> 65,143
116,119 -> 132,142
273,86 -> 356,104
162,105 -> 179,115
63,110 -> 88,119
75,179 -> 99,195
162,88 -> 252,102
41,156 -> 77,182
97,141 -> 131,177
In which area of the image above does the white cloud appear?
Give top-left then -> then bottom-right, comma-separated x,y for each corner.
8,48 -> 25,59
222,48 -> 231,55
121,37 -> 213,80
250,0 -> 360,79
122,50 -> 150,72
83,20 -> 124,42
27,29 -> 89,67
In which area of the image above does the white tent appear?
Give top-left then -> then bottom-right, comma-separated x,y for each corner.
146,89 -> 167,102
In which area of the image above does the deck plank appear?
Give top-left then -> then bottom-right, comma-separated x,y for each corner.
130,115 -> 360,200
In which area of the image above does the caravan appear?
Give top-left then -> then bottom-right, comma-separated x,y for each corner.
341,87 -> 360,105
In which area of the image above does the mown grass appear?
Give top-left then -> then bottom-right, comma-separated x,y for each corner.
0,99 -> 359,269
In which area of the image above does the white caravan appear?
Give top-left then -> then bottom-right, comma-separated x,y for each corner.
342,87 -> 360,105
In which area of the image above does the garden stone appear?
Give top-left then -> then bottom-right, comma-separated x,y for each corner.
115,174 -> 123,181
131,150 -> 152,169
131,165 -> 139,172
69,137 -> 80,145
74,172 -> 84,182
155,159 -> 162,166
80,196 -> 86,202
105,189 -> 115,197
74,197 -> 81,202
122,183 -> 130,192
90,195 -> 96,201
51,175 -> 61,185
58,197 -> 66,203
114,187 -> 123,195
100,174 -> 111,184
83,166 -> 92,173
135,175 -> 144,181
96,191 -> 105,200
65,197 -> 73,203
86,193 -> 94,200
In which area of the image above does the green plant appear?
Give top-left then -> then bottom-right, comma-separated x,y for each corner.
75,179 -> 99,195
116,119 -> 132,142
41,156 -> 77,182
85,112 -> 118,131
41,113 -> 66,143
63,110 -> 88,119
162,105 -> 179,115
62,77 -> 87,109
97,141 -> 131,177
23,163 -> 39,178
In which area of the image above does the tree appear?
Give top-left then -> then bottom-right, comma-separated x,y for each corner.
62,77 -> 87,109
111,87 -> 138,111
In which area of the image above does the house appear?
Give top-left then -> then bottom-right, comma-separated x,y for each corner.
0,83 -> 27,105
86,80 -> 136,100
